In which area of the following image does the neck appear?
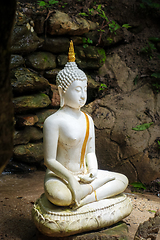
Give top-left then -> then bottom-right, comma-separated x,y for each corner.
62,105 -> 81,117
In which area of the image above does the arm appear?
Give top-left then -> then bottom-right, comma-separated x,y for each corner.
43,116 -> 82,204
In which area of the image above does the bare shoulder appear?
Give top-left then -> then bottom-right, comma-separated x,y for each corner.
84,112 -> 94,125
44,110 -> 63,129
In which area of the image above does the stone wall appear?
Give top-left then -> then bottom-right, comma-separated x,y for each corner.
7,3 -> 160,184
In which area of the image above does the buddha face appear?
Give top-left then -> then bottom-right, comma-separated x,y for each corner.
62,80 -> 87,109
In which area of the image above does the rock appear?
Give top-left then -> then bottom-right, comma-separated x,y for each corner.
11,25 -> 44,54
14,127 -> 43,146
84,84 -> 160,184
47,11 -> 98,35
44,69 -> 60,84
4,159 -> 37,173
75,46 -> 106,69
87,75 -> 100,103
36,109 -> 57,128
11,67 -> 49,94
25,52 -> 56,71
57,54 -> 68,67
85,27 -> 124,47
34,15 -> 45,34
37,222 -> 129,240
49,84 -> 60,108
13,93 -> 51,113
99,53 -> 138,92
41,37 -> 70,54
10,55 -> 25,69
16,114 -> 38,127
13,142 -> 43,163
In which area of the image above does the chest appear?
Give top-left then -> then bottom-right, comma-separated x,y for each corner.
59,117 -> 87,147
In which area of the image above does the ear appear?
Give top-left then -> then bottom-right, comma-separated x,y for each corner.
58,86 -> 64,107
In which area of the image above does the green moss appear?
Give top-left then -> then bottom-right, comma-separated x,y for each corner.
98,48 -> 106,63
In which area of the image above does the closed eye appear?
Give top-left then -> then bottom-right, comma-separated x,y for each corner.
75,86 -> 82,92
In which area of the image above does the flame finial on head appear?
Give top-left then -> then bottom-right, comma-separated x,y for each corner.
68,40 -> 75,62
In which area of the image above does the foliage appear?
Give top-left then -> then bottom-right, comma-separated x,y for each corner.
99,83 -> 107,91
140,41 -> 156,59
98,48 -> 106,63
37,0 -> 59,8
82,37 -> 93,48
132,122 -> 153,131
151,72 -> 160,92
157,140 -> 160,149
130,182 -> 146,190
140,0 -> 160,10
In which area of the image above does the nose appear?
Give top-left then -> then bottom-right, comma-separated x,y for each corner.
81,90 -> 85,100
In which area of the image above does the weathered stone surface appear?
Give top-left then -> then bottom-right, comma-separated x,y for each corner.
11,25 -> 44,54
47,11 -> 98,35
41,37 -> 70,54
34,15 -> 45,34
11,67 -> 49,94
84,84 -> 160,184
85,27 -> 124,47
16,114 -> 38,127
13,93 -> 51,113
36,109 -> 57,128
99,53 -> 138,92
13,142 -> 43,163
37,222 -> 129,240
87,75 -> 100,103
57,54 -> 68,67
14,127 -> 43,145
25,52 -> 56,71
10,55 -> 25,69
75,46 -> 106,69
49,84 -> 60,108
44,69 -> 60,84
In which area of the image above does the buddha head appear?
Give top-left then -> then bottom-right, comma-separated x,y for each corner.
56,41 -> 87,108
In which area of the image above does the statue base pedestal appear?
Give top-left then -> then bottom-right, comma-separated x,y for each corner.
32,193 -> 132,238
36,222 -> 129,240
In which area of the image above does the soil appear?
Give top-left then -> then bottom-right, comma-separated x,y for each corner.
0,171 -> 160,240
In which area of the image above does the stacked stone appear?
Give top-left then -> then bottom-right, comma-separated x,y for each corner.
9,5 -> 103,172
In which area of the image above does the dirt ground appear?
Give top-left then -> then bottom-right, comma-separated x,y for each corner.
0,171 -> 160,240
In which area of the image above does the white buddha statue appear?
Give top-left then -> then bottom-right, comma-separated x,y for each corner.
32,41 -> 132,237
43,41 -> 128,209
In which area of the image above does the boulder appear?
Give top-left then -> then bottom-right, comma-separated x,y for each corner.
99,53 -> 138,92
49,84 -> 60,108
25,52 -> 56,71
11,67 -> 49,94
75,46 -> 106,69
16,114 -> 38,127
14,127 -> 43,146
44,69 -> 60,84
13,142 -> 43,163
11,25 -> 44,54
41,37 -> 70,54
47,11 -> 98,35
13,93 -> 51,113
10,55 -> 25,69
35,109 -> 57,129
84,84 -> 160,184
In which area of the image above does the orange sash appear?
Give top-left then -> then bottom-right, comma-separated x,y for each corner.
80,112 -> 89,169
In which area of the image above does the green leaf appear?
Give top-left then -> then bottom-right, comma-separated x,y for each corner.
79,12 -> 88,17
151,72 -> 160,78
134,75 -> 138,85
148,37 -> 160,43
122,24 -> 132,29
38,1 -> 46,7
132,122 -> 153,131
130,182 -> 146,190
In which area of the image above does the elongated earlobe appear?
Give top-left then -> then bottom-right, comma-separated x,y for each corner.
58,86 -> 64,107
